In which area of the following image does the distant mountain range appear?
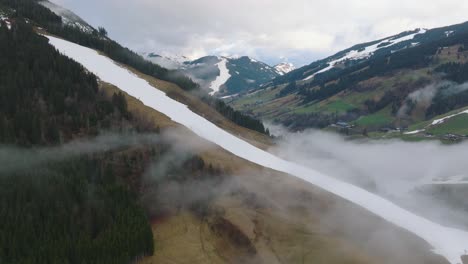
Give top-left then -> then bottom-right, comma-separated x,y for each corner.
141,52 -> 294,96
39,0 -> 295,98
21,0 -> 468,140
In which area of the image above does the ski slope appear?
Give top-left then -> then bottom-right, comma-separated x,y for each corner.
45,35 -> 468,264
209,57 -> 230,95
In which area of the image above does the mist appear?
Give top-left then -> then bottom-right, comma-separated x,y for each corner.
268,128 -> 468,229
0,128 -> 216,174
2,125 -> 467,260
398,80 -> 468,117
0,132 -> 164,173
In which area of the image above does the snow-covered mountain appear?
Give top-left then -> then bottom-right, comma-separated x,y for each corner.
300,28 -> 427,81
141,53 -> 281,96
269,26 -> 464,85
39,0 -> 95,33
140,52 -> 190,70
274,62 -> 295,75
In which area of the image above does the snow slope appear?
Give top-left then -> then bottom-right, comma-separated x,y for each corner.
45,35 -> 468,264
432,110 -> 468,126
303,28 -> 427,81
209,57 -> 231,95
404,109 -> 468,135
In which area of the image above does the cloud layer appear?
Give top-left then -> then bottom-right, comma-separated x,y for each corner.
52,0 -> 468,65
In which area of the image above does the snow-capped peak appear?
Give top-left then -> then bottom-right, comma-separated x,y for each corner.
274,62 -> 295,75
156,52 -> 190,64
141,52 -> 190,70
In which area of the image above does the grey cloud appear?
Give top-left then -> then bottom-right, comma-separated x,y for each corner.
52,0 -> 468,66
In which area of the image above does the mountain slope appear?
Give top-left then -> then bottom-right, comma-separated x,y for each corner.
2,1 -> 464,264
39,0 -> 94,33
15,0 -> 269,135
46,31 -> 468,264
230,21 -> 468,137
141,53 -> 282,96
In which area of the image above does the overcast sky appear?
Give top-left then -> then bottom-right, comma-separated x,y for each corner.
51,0 -> 468,66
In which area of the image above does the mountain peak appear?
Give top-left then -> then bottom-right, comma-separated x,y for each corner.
274,62 -> 295,75
141,53 -> 280,96
141,52 -> 190,69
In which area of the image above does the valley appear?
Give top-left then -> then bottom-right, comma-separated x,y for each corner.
228,24 -> 468,141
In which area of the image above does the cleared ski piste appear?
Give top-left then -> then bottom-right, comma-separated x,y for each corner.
46,35 -> 468,264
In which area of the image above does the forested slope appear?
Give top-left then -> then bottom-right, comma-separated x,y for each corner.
0,17 -> 224,264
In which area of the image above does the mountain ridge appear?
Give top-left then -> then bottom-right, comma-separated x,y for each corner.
229,21 -> 468,140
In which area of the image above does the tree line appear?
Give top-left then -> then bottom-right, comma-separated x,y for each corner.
0,18 -> 155,263
201,95 -> 270,135
0,20 -> 135,146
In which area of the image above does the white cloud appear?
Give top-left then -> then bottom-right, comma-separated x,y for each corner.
52,0 -> 468,66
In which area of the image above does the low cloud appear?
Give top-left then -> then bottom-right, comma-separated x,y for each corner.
398,81 -> 468,117
0,128 -> 212,174
270,129 -> 468,229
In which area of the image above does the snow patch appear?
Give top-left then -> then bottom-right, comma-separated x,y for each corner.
209,57 -> 231,96
45,35 -> 468,264
445,30 -> 455,37
404,129 -> 425,135
220,93 -> 238,99
274,62 -> 295,75
0,13 -> 11,29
